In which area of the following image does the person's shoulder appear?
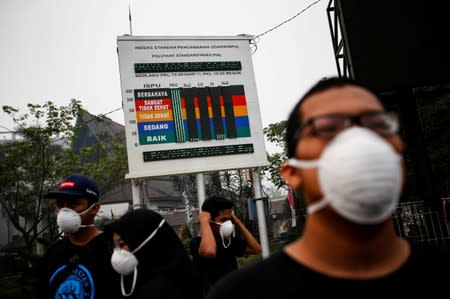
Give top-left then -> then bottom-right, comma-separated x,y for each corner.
397,242 -> 450,296
190,236 -> 201,247
233,250 -> 293,274
45,237 -> 69,254
410,241 -> 450,255
401,241 -> 450,282
207,251 -> 291,298
191,236 -> 201,242
409,241 -> 450,264
83,232 -> 115,255
86,232 -> 112,246
134,275 -> 190,299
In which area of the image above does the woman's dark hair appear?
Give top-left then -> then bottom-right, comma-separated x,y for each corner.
106,209 -> 191,273
285,76 -> 379,158
201,196 -> 234,219
107,209 -> 170,252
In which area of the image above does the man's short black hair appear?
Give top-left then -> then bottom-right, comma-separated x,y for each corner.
201,196 -> 234,220
285,76 -> 380,158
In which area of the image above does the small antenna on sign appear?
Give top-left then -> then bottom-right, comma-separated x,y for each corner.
129,4 -> 133,36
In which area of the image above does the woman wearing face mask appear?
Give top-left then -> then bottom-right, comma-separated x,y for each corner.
206,77 -> 450,299
106,208 -> 202,299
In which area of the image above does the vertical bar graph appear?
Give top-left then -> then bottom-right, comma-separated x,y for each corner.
222,86 -> 237,139
197,87 -> 212,141
171,89 -> 186,143
210,87 -> 225,140
182,88 -> 199,142
135,85 -> 250,145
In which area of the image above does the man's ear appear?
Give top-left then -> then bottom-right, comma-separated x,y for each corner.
91,203 -> 101,214
280,163 -> 303,190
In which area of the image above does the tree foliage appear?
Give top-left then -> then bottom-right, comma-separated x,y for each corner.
263,120 -> 306,241
262,121 -> 288,190
172,170 -> 253,220
0,101 -> 128,264
0,100 -> 82,260
206,170 -> 253,220
75,127 -> 128,198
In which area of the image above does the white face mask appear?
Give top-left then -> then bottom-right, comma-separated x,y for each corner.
220,220 -> 234,238
287,127 -> 402,225
210,220 -> 235,248
56,203 -> 96,234
111,219 -> 165,297
110,249 -> 138,276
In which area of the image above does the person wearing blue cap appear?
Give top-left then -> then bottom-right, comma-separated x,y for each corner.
37,174 -> 121,299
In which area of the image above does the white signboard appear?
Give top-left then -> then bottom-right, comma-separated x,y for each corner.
117,35 -> 268,178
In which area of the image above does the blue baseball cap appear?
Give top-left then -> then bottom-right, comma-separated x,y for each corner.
44,174 -> 99,202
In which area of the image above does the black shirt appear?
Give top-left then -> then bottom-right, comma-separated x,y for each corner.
190,236 -> 247,297
207,244 -> 450,299
37,233 -> 121,299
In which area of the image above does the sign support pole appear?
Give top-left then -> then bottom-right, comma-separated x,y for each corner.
196,173 -> 206,211
131,178 -> 141,209
252,168 -> 270,258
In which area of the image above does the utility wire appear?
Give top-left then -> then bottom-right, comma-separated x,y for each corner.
0,125 -> 13,132
32,1 -> 322,122
85,0 -> 320,118
83,106 -> 123,124
255,0 -> 322,39
48,106 -> 124,144
4,1 -> 321,132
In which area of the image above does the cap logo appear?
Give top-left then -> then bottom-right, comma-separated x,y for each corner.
85,188 -> 97,197
60,181 -> 76,189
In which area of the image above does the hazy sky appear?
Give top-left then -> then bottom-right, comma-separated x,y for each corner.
0,0 -> 337,150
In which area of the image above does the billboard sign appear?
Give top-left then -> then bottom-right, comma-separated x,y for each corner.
117,35 -> 268,178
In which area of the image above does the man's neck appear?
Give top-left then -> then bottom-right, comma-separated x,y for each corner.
285,212 -> 410,278
68,226 -> 102,246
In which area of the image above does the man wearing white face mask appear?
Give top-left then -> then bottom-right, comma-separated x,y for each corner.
37,174 -> 121,299
207,77 -> 450,299
190,196 -> 261,298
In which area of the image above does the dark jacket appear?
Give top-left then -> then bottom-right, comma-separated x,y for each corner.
106,209 -> 202,299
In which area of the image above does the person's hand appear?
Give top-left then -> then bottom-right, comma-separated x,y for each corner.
231,211 -> 241,225
198,211 -> 211,224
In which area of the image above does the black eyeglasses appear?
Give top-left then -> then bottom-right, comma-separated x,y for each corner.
295,111 -> 399,141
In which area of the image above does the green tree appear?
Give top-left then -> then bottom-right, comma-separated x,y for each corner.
263,120 -> 307,242
263,121 -> 288,190
0,100 -> 82,263
0,101 -> 129,265
75,124 -> 129,198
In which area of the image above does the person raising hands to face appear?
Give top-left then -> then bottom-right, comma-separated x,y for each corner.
191,196 -> 261,298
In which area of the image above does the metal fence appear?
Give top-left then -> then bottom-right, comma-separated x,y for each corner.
393,201 -> 450,248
